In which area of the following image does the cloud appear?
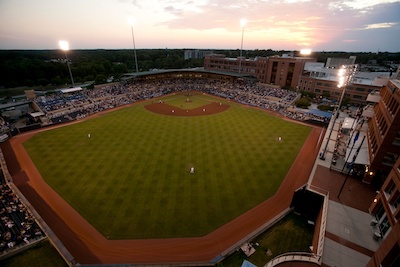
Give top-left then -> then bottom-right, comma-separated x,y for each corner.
329,0 -> 399,10
165,6 -> 184,16
364,22 -> 397,29
115,0 -> 141,7
1,0 -> 398,51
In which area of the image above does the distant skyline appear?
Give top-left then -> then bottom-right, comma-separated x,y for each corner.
0,0 -> 399,52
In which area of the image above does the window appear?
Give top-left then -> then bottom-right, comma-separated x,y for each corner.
379,216 -> 390,236
392,194 -> 400,210
382,152 -> 399,167
375,204 -> 385,221
393,131 -> 400,146
385,180 -> 396,197
356,87 -> 365,92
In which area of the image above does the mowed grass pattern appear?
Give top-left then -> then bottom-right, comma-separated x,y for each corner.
23,94 -> 311,239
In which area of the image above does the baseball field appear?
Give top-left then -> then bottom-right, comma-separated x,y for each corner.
22,92 -> 311,240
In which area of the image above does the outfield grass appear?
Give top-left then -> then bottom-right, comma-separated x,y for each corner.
23,93 -> 311,239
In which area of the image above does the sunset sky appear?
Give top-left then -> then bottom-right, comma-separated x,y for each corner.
0,0 -> 399,52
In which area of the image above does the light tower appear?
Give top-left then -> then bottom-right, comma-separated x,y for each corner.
239,18 -> 247,74
59,40 -> 75,87
319,65 -> 358,160
128,17 -> 139,73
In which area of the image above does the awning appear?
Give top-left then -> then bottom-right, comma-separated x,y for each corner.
61,87 -> 82,93
30,112 -> 45,118
308,109 -> 333,118
345,132 -> 370,165
342,117 -> 356,129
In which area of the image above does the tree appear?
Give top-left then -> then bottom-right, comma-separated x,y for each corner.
94,74 -> 107,84
295,97 -> 311,108
342,96 -> 351,107
322,91 -> 330,98
300,90 -> 316,99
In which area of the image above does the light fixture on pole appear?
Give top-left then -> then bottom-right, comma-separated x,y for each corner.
59,40 -> 75,87
128,17 -> 139,74
319,65 -> 357,160
239,18 -> 247,74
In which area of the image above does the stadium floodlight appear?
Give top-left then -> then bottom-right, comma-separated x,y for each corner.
128,17 -> 139,74
239,18 -> 247,74
59,40 -> 75,88
319,64 -> 358,161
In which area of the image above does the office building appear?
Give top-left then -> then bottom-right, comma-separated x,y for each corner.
204,53 -> 316,88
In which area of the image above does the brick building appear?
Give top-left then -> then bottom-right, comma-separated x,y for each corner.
364,75 -> 400,185
204,54 -> 391,106
299,62 -> 389,106
368,157 -> 400,266
366,67 -> 400,266
204,53 -> 316,88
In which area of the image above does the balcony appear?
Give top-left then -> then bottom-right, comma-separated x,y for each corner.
362,104 -> 375,118
366,91 -> 381,103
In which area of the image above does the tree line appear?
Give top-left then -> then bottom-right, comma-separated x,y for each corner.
0,49 -> 398,89
0,49 -> 204,89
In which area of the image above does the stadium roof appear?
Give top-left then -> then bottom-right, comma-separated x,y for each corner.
60,87 -> 83,93
30,111 -> 45,118
345,131 -> 369,165
121,68 -> 257,80
308,109 -> 333,119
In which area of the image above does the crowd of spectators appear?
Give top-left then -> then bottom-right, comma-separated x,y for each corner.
31,77 -> 331,124
0,170 -> 44,254
35,93 -> 90,114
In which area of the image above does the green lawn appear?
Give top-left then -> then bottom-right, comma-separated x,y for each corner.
217,212 -> 315,267
23,93 -> 311,239
0,241 -> 68,267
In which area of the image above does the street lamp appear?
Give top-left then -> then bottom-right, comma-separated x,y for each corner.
59,40 -> 75,87
128,17 -> 139,74
239,18 -> 247,73
319,64 -> 357,160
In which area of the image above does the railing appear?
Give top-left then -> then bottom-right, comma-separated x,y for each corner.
317,190 -> 329,260
264,252 -> 321,267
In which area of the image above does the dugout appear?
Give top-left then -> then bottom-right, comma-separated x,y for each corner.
290,185 -> 324,223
